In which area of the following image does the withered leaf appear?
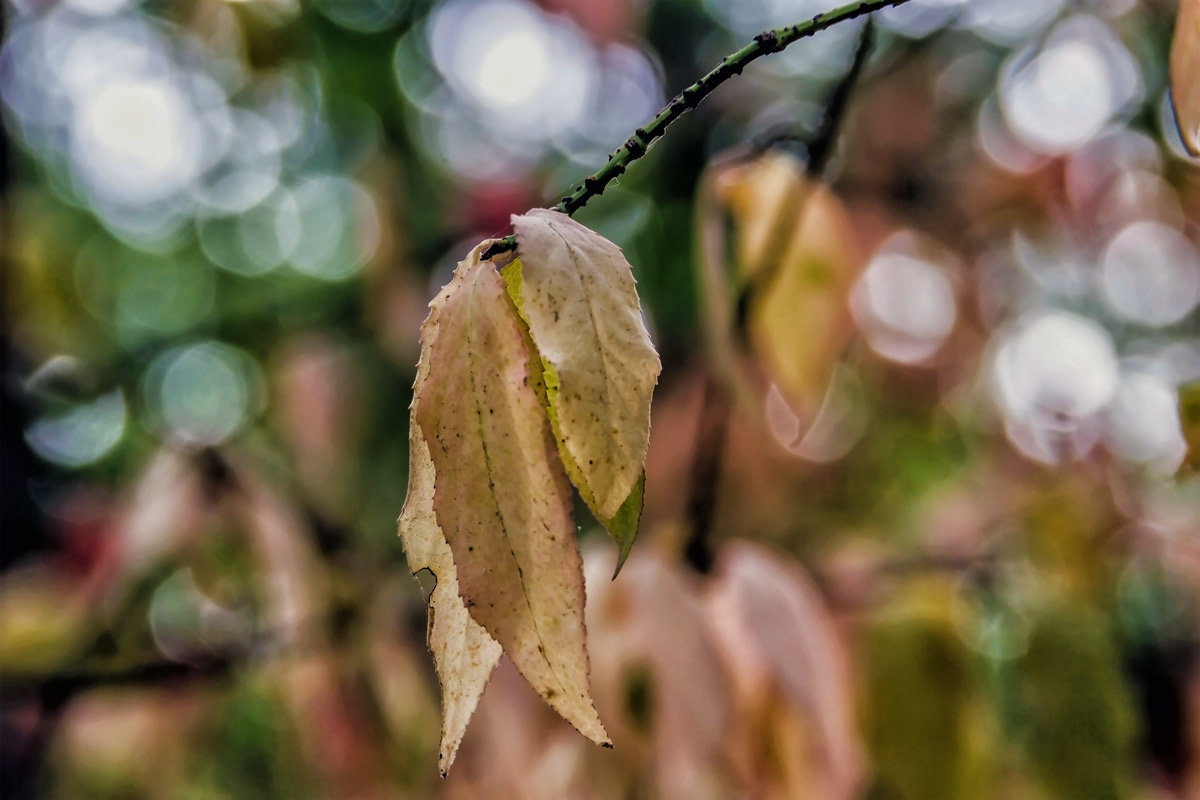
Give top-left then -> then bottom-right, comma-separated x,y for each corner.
511,210 -> 661,571
1170,0 -> 1200,156
398,424 -> 502,775
412,242 -> 609,747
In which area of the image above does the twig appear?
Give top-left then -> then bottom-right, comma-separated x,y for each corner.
682,373 -> 732,573
798,17 -> 876,176
481,0 -> 910,261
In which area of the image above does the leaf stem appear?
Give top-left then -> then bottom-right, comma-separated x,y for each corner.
482,0 -> 910,260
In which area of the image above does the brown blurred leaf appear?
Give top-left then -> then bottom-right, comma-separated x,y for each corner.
511,209 -> 661,572
412,242 -> 608,747
229,462 -> 390,797
274,335 -> 362,517
1170,0 -> 1200,156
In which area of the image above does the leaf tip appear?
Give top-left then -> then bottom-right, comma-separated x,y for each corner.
611,544 -> 632,580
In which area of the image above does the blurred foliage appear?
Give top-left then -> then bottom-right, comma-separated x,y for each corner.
2,0 -> 1199,798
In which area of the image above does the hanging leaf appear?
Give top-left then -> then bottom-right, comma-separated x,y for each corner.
710,153 -> 862,433
412,242 -> 609,747
398,425 -> 502,775
510,210 -> 661,572
1170,0 -> 1200,156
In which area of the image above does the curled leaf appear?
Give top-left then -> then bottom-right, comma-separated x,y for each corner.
511,210 -> 661,572
413,242 -> 609,747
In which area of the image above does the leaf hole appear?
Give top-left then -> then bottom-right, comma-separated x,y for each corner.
413,567 -> 437,603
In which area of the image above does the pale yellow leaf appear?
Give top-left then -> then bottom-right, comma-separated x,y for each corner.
511,210 -> 661,534
398,423 -> 502,775
713,153 -> 862,429
413,242 -> 609,747
500,256 -> 647,575
1171,0 -> 1200,156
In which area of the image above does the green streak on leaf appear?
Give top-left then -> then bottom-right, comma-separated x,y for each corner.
608,472 -> 644,577
500,257 -> 646,572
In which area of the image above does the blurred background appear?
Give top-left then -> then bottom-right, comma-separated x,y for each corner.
2,0 -> 1198,798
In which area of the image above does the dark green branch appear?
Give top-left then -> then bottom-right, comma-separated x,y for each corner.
482,0 -> 910,261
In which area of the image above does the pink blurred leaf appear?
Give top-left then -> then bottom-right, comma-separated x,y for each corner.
706,541 -> 864,800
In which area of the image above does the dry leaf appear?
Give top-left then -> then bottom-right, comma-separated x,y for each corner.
413,242 -> 609,747
1171,0 -> 1200,156
511,210 -> 661,571
398,425 -> 502,775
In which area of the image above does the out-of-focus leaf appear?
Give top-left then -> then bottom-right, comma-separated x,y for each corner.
1178,380 -> 1200,472
585,543 -> 731,800
51,687 -> 209,800
398,425 -> 502,775
413,242 -> 608,747
1023,478 -> 1118,603
511,210 -> 661,571
274,335 -> 362,517
1014,600 -> 1138,800
114,448 -> 208,582
0,565 -> 92,674
859,578 -> 993,800
1170,0 -> 1200,156
363,582 -> 442,784
442,659 -> 597,800
706,541 -> 863,800
708,153 -> 862,431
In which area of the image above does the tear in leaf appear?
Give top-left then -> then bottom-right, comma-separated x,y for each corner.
412,241 -> 609,747
510,210 -> 661,572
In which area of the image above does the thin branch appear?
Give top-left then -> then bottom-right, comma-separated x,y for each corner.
743,19 -> 875,168
682,373 -> 732,573
482,0 -> 910,260
797,17 -> 876,176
